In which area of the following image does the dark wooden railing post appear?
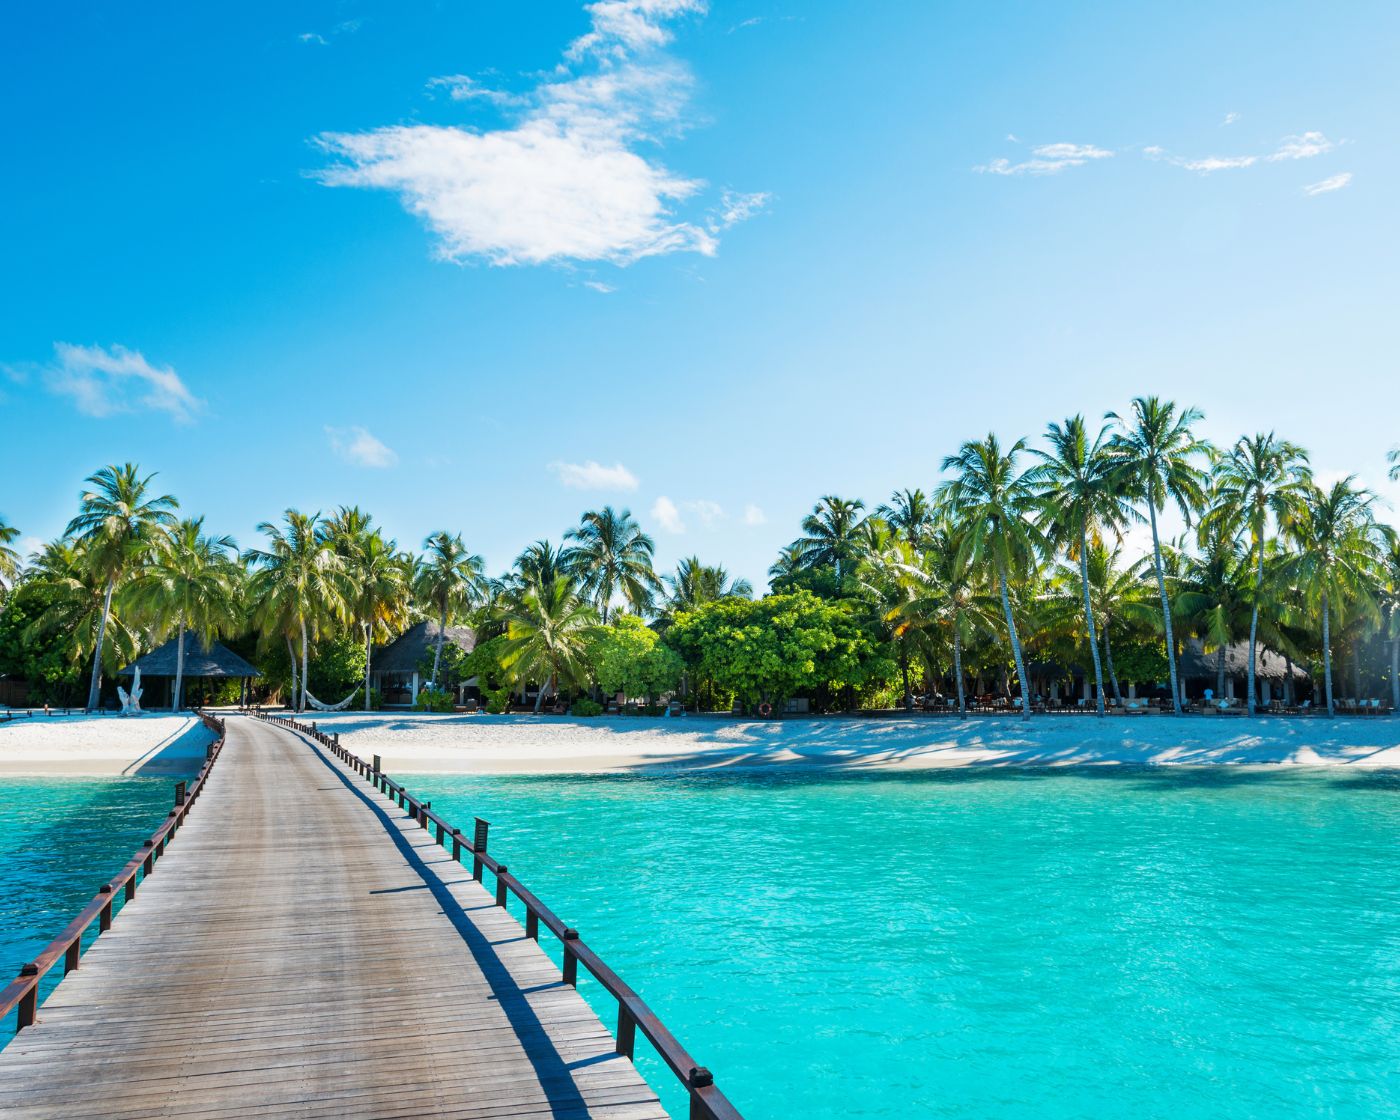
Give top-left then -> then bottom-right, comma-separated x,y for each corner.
526,911 -> 539,941
451,829 -> 462,862
435,821 -> 445,846
495,866 -> 509,907
64,941 -> 80,975
372,754 -> 381,775
473,818 -> 489,882
17,964 -> 38,1028
142,840 -> 155,876
420,801 -> 431,829
616,1004 -> 637,1058
99,885 -> 113,931
562,929 -> 579,986
688,1068 -> 715,1120
174,781 -> 187,807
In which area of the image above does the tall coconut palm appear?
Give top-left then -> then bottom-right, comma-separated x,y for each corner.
664,557 -> 753,613
499,577 -> 599,712
414,531 -> 486,687
245,510 -> 345,712
0,515 -> 20,591
937,434 -> 1042,721
515,540 -> 568,594
1281,479 -> 1387,717
329,512 -> 412,711
1105,398 -> 1210,714
874,489 -> 935,549
128,518 -> 241,710
767,543 -> 806,586
1381,538 -> 1400,713
791,496 -> 867,582
1176,522 -> 1253,700
564,507 -> 660,624
1029,416 -> 1135,716
64,464 -> 179,709
1205,433 -> 1311,713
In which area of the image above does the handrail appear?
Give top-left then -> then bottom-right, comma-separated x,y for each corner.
0,711 -> 228,1032
252,708 -> 744,1120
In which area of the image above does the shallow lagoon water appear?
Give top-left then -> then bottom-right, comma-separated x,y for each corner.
408,767 -> 1400,1120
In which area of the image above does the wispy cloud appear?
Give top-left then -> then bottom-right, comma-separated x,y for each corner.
709,189 -> 769,231
298,32 -> 328,45
584,279 -> 617,293
685,499 -> 724,527
317,0 -> 764,267
1303,172 -> 1352,196
1221,112 -> 1240,126
1268,131 -> 1334,161
976,142 -> 1113,176
549,459 -> 639,490
651,495 -> 685,533
742,503 -> 766,526
1146,130 -> 1338,175
326,425 -> 398,468
298,19 -> 361,46
426,74 -> 517,106
40,342 -> 203,423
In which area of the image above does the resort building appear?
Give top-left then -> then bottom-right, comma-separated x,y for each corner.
371,619 -> 477,707
118,637 -> 262,709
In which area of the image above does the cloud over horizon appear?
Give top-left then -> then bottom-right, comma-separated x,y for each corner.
550,459 -> 640,490
39,342 -> 203,423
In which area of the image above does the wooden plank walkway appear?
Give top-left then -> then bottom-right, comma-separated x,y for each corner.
0,716 -> 668,1119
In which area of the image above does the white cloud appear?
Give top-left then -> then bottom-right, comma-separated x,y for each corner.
709,189 -> 769,231
298,32 -> 328,45
317,1 -> 762,267
651,495 -> 685,533
584,279 -> 617,293
1303,172 -> 1352,196
42,342 -> 203,423
1221,112 -> 1240,126
1178,154 -> 1258,172
976,142 -> 1112,176
685,499 -> 724,527
326,426 -> 398,468
742,503 -> 766,526
426,75 -> 517,106
1268,131 -> 1333,161
549,459 -> 639,490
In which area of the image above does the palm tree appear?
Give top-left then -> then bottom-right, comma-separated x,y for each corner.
0,515 -> 20,591
1281,479 -> 1387,717
245,510 -> 345,712
128,519 -> 241,710
937,434 -> 1042,721
564,507 -> 660,624
329,512 -> 412,711
664,557 -> 753,613
1381,538 -> 1400,713
515,540 -> 568,594
791,496 -> 867,582
875,489 -> 935,549
1029,416 -> 1134,716
767,543 -> 806,586
414,531 -> 486,687
1106,398 -> 1210,714
64,464 -> 179,709
1176,522 -> 1253,700
1205,433 -> 1311,713
499,577 -> 599,712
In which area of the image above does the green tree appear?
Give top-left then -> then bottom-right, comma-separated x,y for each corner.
128,518 -> 242,710
0,514 -> 19,592
564,507 -> 661,623
327,510 -> 412,711
1204,433 -> 1311,713
588,615 -> 683,702
64,463 -> 179,709
874,489 -> 935,549
414,531 -> 486,686
789,496 -> 867,583
1106,398 -> 1210,714
499,577 -> 599,712
938,434 -> 1042,721
1176,522 -> 1253,699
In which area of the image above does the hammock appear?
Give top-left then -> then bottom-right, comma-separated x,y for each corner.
305,688 -> 359,712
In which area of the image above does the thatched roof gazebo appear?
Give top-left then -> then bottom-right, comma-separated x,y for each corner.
372,620 -> 476,706
118,637 -> 261,709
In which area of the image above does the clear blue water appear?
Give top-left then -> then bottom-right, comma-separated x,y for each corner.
405,768 -> 1400,1120
0,777 -> 186,1032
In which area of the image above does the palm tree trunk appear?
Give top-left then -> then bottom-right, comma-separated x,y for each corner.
299,616 -> 310,713
432,603 -> 447,686
286,636 -> 298,710
1391,638 -> 1399,712
1148,503 -> 1183,714
172,622 -> 186,712
364,624 -> 374,713
1102,625 -> 1123,703
1247,537 -> 1264,714
1079,522 -> 1106,716
1216,644 -> 1226,700
1322,590 -> 1334,717
900,648 -> 911,709
998,566 -> 1031,722
1284,654 -> 1295,706
86,575 -> 116,710
534,672 -> 553,714
953,615 -> 967,716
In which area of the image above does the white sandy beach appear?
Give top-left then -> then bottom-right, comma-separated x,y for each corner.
270,711 -> 1400,774
0,714 -> 217,776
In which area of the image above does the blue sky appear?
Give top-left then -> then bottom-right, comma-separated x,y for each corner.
3,1 -> 1397,589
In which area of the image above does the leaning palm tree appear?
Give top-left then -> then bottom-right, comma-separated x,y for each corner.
64,464 -> 179,709
790,496 -> 867,582
1106,398 -> 1210,714
1281,479 -> 1388,717
0,514 -> 20,590
414,531 -> 486,687
564,507 -> 660,624
1204,433 -> 1311,713
330,514 -> 412,710
245,510 -> 345,712
498,577 -> 599,712
937,434 -> 1043,721
1029,416 -> 1135,716
127,518 -> 241,710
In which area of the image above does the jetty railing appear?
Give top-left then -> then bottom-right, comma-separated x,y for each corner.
0,711 -> 228,1033
255,710 -> 743,1120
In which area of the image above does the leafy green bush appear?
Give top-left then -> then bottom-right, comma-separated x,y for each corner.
350,687 -> 382,711
483,685 -> 513,714
570,698 -> 604,717
413,688 -> 454,713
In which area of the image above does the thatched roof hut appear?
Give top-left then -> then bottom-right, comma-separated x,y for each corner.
118,636 -> 261,679
375,620 -> 476,674
1177,639 -> 1307,682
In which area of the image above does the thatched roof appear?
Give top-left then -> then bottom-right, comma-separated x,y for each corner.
374,620 -> 476,674
1178,639 -> 1308,682
118,636 -> 261,679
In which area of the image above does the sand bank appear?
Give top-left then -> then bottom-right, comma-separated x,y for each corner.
0,714 -> 217,776
275,711 -> 1400,774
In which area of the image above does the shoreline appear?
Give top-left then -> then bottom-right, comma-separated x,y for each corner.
0,714 -> 215,777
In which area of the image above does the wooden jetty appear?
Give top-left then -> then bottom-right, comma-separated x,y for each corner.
0,713 -> 741,1119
